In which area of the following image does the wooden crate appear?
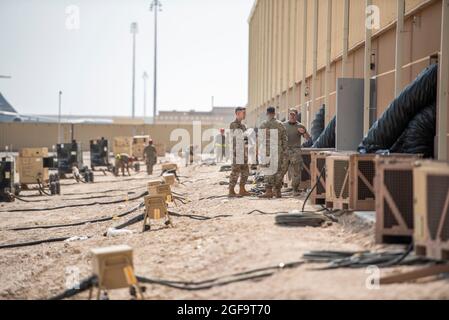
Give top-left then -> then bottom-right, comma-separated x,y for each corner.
310,151 -> 335,205
325,153 -> 354,210
17,157 -> 49,184
414,161 -> 449,261
113,137 -> 133,156
132,135 -> 151,160
375,156 -> 421,244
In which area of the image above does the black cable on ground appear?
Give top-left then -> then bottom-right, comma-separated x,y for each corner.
49,260 -> 304,299
9,203 -> 144,231
14,192 -> 138,203
1,191 -> 148,213
168,211 -> 232,221
0,236 -> 74,250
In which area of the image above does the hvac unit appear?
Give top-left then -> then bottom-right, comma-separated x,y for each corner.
299,148 -> 313,190
0,157 -> 16,202
310,150 -> 335,205
325,153 -> 353,210
132,135 -> 151,160
414,161 -> 449,261
90,138 -> 110,169
57,141 -> 83,176
325,153 -> 378,211
375,156 -> 422,244
113,137 -> 133,156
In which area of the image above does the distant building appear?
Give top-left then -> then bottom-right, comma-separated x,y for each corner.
156,106 -> 236,127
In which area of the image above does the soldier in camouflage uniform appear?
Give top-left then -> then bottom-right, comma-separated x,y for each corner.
143,139 -> 158,175
228,107 -> 250,197
259,106 -> 288,199
281,108 -> 310,196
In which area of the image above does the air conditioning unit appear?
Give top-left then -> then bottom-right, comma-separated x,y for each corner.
350,154 -> 377,211
90,138 -> 109,168
375,156 -> 421,244
17,148 -> 50,185
310,150 -> 335,205
299,148 -> 313,190
326,153 -> 353,210
414,161 -> 449,261
57,141 -> 83,175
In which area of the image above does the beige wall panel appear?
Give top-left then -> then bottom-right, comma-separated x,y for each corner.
295,0 -> 305,83
348,0 -> 365,48
405,0 -> 428,12
376,72 -> 395,117
306,0 -> 315,76
288,0 -> 297,87
375,27 -> 396,75
317,0 -> 328,69
373,0 -> 397,28
268,0 -> 274,100
282,0 -> 290,91
331,0 -> 344,60
352,47 -> 365,78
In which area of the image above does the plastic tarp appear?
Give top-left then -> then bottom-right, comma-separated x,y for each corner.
390,103 -> 436,158
312,116 -> 336,148
303,105 -> 325,148
358,64 -> 438,153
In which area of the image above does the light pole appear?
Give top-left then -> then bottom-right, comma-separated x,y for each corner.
150,0 -> 162,123
143,71 -> 149,121
130,22 -> 139,119
58,91 -> 62,144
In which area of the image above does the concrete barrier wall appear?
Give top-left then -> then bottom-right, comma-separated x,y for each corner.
0,122 -> 215,152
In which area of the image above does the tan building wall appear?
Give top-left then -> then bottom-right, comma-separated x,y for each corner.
247,0 -> 442,128
0,123 -> 214,153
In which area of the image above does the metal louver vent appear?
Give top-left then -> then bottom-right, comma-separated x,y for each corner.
384,170 -> 414,229
301,154 -> 311,181
426,175 -> 449,241
358,160 -> 375,200
316,158 -> 326,194
334,160 -> 349,199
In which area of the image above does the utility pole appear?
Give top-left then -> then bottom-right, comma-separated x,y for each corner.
150,0 -> 162,123
58,91 -> 62,144
143,71 -> 149,121
130,22 -> 139,119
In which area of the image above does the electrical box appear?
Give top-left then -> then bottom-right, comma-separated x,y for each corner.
90,138 -> 109,168
414,161 -> 449,261
161,163 -> 177,172
132,135 -> 151,160
113,137 -> 133,156
163,173 -> 176,186
57,141 -> 83,175
336,78 -> 376,151
147,179 -> 163,194
91,245 -> 134,291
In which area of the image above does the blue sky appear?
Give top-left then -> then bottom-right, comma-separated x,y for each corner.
0,0 -> 254,116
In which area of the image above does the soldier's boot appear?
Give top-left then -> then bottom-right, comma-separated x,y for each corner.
259,187 -> 273,199
239,183 -> 251,197
228,185 -> 239,198
274,188 -> 282,198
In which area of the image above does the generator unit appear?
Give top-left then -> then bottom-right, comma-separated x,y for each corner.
143,195 -> 171,231
310,150 -> 335,205
414,161 -> 449,261
113,137 -> 133,156
375,156 -> 421,244
57,141 -> 83,176
90,138 -> 110,169
0,157 -> 16,202
132,135 -> 151,160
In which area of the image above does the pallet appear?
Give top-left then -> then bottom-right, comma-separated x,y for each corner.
310,150 -> 336,205
414,161 -> 449,261
375,156 -> 421,244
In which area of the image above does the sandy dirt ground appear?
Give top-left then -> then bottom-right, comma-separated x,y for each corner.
0,158 -> 448,300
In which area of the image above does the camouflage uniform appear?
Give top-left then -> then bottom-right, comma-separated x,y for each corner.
259,118 -> 288,190
114,153 -> 131,176
281,121 -> 308,192
143,144 -> 157,175
229,119 -> 249,188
